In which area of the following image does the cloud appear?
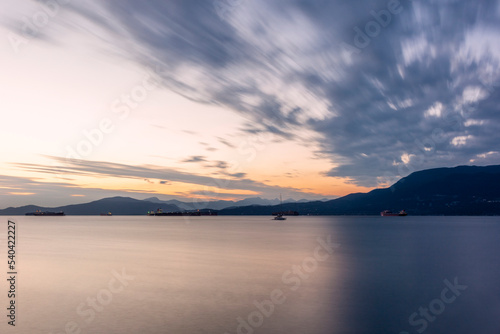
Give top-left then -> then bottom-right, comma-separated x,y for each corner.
199,142 -> 218,152
217,137 -> 236,148
182,157 -> 238,174
228,172 -> 246,178
182,155 -> 207,163
4,0 -> 500,186
424,102 -> 444,118
11,157 -> 317,199
213,161 -> 229,169
0,174 -> 146,208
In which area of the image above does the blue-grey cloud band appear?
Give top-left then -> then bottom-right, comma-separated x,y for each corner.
4,0 -> 500,186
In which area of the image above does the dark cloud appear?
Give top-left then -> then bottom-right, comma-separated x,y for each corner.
5,0 -> 500,186
184,157 -> 238,173
309,0 -> 500,185
228,172 -> 246,178
182,155 -> 207,163
217,137 -> 236,148
214,161 -> 229,169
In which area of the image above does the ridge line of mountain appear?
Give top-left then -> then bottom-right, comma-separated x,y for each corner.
1,165 -> 500,215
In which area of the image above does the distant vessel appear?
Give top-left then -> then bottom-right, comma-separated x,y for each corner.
272,210 -> 299,216
100,212 -> 112,216
273,194 -> 287,220
147,209 -> 217,216
380,210 -> 407,216
25,211 -> 65,216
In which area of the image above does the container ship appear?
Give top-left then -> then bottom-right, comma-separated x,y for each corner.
380,210 -> 407,216
25,211 -> 65,216
147,209 -> 217,216
272,210 -> 299,216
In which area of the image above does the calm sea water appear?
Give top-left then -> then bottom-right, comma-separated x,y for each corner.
1,215 -> 499,334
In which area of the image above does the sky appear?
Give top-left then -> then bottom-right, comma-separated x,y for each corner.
1,0 -> 499,208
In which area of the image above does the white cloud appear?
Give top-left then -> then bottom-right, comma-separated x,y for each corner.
401,34 -> 436,66
424,102 -> 443,118
477,151 -> 498,159
451,135 -> 473,147
457,25 -> 500,65
462,86 -> 489,104
464,119 -> 485,127
401,153 -> 415,164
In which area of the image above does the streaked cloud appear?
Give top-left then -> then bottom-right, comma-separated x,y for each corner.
45,0 -> 499,186
1,0 -> 499,198
9,156 -> 321,203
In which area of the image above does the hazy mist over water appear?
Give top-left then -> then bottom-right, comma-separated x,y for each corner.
1,216 -> 499,334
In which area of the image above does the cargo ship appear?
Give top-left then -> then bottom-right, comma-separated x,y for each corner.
380,210 -> 407,216
25,211 -> 65,216
272,210 -> 299,216
147,209 -> 217,216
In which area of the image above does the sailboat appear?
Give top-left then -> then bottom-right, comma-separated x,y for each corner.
273,194 -> 287,220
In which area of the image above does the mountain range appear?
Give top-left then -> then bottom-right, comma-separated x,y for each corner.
0,195 -> 322,216
219,165 -> 500,215
141,196 -> 321,210
1,165 -> 500,215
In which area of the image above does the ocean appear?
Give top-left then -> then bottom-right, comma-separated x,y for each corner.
1,215 -> 499,334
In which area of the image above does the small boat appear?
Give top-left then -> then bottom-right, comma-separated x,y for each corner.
100,212 -> 112,216
381,210 -> 407,216
272,194 -> 287,220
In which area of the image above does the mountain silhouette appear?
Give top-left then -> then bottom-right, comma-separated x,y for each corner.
1,165 -> 500,216
218,165 -> 500,215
